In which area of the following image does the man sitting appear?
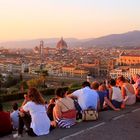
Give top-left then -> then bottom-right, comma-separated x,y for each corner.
0,103 -> 12,137
10,102 -> 19,130
68,81 -> 100,111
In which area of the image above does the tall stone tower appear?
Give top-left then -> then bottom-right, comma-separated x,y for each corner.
40,40 -> 44,62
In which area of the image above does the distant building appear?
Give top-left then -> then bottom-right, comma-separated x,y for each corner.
7,64 -> 13,72
62,65 -> 88,77
56,37 -> 68,52
117,52 -> 140,66
110,65 -> 140,79
79,58 -> 116,78
21,62 -> 29,73
87,75 -> 94,83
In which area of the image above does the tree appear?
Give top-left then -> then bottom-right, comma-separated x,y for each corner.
27,76 -> 46,88
4,74 -> 15,88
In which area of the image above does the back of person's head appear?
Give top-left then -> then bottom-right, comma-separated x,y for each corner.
82,81 -> 90,88
109,79 -> 116,86
0,103 -> 3,111
45,101 -> 48,104
28,87 -> 45,105
49,98 -> 56,104
99,84 -> 107,91
91,81 -> 100,90
117,76 -> 126,83
12,102 -> 18,111
133,74 -> 140,82
55,88 -> 65,98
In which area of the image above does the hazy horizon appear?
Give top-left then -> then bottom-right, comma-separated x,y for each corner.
0,0 -> 140,41
0,30 -> 139,43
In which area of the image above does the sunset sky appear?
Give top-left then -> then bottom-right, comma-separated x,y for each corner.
0,0 -> 140,41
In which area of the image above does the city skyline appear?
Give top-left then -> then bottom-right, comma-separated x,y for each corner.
0,0 -> 140,41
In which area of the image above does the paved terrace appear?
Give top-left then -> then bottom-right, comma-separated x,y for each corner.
2,102 -> 140,140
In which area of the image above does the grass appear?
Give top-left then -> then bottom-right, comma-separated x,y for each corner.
2,95 -> 55,111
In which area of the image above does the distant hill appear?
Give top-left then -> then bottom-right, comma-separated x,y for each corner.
0,38 -> 82,49
0,30 -> 140,48
85,30 -> 140,48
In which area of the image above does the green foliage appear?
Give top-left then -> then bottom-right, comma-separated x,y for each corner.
69,83 -> 81,89
0,87 -> 68,103
27,77 -> 44,88
3,74 -> 20,88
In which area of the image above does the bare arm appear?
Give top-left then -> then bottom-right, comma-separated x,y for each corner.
109,88 -> 113,100
121,86 -> 126,99
104,97 -> 120,111
53,103 -> 62,120
67,94 -> 77,99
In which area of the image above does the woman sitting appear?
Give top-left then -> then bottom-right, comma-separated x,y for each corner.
109,79 -> 123,108
53,88 -> 76,128
14,87 -> 50,137
117,76 -> 136,107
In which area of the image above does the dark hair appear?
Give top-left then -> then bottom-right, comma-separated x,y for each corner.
51,97 -> 56,102
55,88 -> 65,98
91,82 -> 100,90
109,79 -> 116,86
117,76 -> 126,83
45,101 -> 48,104
12,102 -> 18,110
82,81 -> 90,87
0,103 -> 3,111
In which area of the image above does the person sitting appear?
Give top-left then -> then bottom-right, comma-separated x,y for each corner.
117,76 -> 136,106
68,81 -> 100,111
0,103 -> 12,137
91,81 -> 120,111
99,83 -> 109,99
14,87 -> 50,138
10,102 -> 19,130
109,79 -> 123,108
47,98 -> 56,121
53,88 -> 76,128
132,74 -> 140,101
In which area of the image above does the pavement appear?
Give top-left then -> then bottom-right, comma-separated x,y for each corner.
2,102 -> 140,140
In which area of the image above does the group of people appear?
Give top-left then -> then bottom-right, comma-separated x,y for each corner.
0,74 -> 140,138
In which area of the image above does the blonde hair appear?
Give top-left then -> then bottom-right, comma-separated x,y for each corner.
27,87 -> 45,105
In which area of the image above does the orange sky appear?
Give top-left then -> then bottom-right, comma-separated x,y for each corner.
0,0 -> 140,41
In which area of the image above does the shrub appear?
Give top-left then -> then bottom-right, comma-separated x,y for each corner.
0,87 -> 69,103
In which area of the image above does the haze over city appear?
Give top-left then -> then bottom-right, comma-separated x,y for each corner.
0,0 -> 140,42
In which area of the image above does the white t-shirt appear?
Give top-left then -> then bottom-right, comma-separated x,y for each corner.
112,87 -> 123,102
23,101 -> 50,136
72,87 -> 99,110
10,110 -> 19,129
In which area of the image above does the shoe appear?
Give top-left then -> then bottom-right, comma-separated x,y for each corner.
13,133 -> 22,138
76,119 -> 82,123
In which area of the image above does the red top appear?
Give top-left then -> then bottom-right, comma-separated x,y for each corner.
0,111 -> 12,134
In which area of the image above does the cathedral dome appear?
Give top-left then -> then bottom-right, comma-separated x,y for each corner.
56,37 -> 68,50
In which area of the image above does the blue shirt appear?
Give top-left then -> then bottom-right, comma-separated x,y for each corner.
96,91 -> 107,110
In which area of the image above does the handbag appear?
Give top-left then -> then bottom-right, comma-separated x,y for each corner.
82,109 -> 98,121
59,100 -> 76,119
